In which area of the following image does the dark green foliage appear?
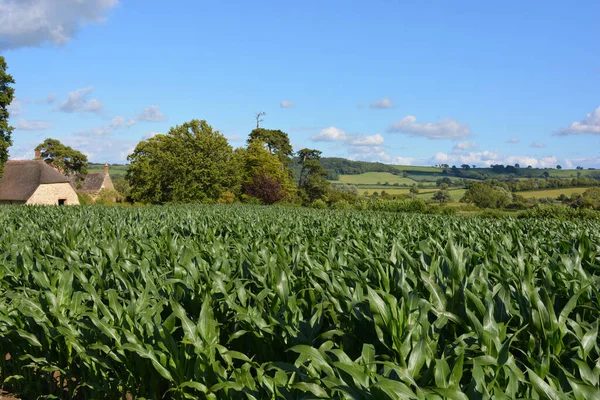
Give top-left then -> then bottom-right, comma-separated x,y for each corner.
0,56 -> 15,176
35,138 -> 88,180
297,148 -> 330,204
462,182 -> 512,209
126,120 -> 241,204
247,128 -> 294,166
432,189 -> 453,204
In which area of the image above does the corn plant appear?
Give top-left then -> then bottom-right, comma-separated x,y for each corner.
0,205 -> 598,399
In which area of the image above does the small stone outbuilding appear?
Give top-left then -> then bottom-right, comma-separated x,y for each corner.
0,160 -> 80,205
80,163 -> 114,199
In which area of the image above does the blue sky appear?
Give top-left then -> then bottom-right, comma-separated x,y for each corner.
1,0 -> 599,168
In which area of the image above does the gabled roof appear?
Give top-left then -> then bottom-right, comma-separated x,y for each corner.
81,172 -> 108,191
0,160 -> 70,201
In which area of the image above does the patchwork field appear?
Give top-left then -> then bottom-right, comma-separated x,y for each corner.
332,172 -> 417,185
1,205 -> 598,398
516,187 -> 590,199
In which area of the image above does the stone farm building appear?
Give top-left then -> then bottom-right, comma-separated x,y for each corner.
80,163 -> 114,199
0,160 -> 80,205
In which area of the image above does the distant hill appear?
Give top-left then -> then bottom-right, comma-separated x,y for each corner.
92,159 -> 599,185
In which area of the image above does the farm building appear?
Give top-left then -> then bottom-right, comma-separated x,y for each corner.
0,160 -> 79,205
80,163 -> 114,198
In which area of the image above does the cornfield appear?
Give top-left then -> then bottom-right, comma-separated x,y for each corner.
0,205 -> 599,399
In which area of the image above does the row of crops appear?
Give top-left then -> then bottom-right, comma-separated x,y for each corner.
0,205 -> 599,399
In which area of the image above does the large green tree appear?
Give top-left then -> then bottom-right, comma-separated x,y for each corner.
461,182 -> 512,209
248,128 -> 294,166
0,56 -> 15,176
238,140 -> 295,204
297,148 -> 330,204
35,138 -> 88,179
126,119 -> 241,204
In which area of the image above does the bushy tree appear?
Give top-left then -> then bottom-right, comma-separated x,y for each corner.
410,184 -> 419,195
0,56 -> 15,176
248,128 -> 294,166
297,148 -> 330,204
462,182 -> 512,209
239,140 -> 295,204
35,138 -> 88,180
432,189 -> 453,204
127,119 -> 241,204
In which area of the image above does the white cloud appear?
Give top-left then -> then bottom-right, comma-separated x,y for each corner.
73,125 -> 113,137
57,87 -> 102,113
0,0 -> 119,50
370,97 -> 394,109
280,100 -> 294,108
387,115 -> 472,139
311,126 -> 348,142
109,116 -> 124,129
348,133 -> 384,146
35,93 -> 57,105
554,106 -> 600,136
127,105 -> 166,127
564,156 -> 600,169
84,98 -> 104,112
7,99 -> 23,117
432,150 -> 558,168
391,156 -> 417,166
15,119 -> 52,131
530,142 -> 546,148
506,137 -> 520,144
357,103 -> 365,109
452,141 -> 477,152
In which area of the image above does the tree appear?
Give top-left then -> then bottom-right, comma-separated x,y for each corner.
576,166 -> 583,170
461,164 -> 471,170
432,189 -> 452,204
126,119 -> 241,204
239,140 -> 294,204
297,148 -> 329,204
514,163 -> 520,169
247,128 -> 294,166
0,56 -> 15,176
556,165 -> 562,170
410,184 -> 419,195
461,182 -> 512,209
35,138 -> 88,180
543,171 -> 550,178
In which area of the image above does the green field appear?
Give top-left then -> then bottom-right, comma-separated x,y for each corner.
1,205 -> 598,398
516,187 -> 590,199
361,187 -> 467,201
332,172 -> 416,185
88,163 -> 128,177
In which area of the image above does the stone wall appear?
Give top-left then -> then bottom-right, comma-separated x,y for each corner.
26,183 -> 80,205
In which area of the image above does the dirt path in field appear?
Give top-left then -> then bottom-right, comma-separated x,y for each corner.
0,389 -> 20,399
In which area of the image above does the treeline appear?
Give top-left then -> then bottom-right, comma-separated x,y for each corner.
289,157 -> 401,181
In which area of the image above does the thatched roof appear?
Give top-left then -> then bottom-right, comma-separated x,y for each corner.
81,173 -> 107,192
0,161 -> 70,201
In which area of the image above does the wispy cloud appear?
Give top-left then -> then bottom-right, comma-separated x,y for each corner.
370,97 -> 394,109
127,105 -> 166,127
387,115 -> 472,139
15,119 -> 52,131
7,98 -> 23,117
530,142 -> 546,148
506,137 -> 520,144
57,87 -> 103,113
280,100 -> 294,108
